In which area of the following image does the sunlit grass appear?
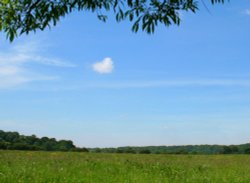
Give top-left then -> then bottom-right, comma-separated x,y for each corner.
0,151 -> 250,183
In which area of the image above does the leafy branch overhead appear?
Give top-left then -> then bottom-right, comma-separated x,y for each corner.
0,0 -> 226,41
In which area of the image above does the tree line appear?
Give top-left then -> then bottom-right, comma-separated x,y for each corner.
1,129 -> 250,154
0,130 -> 88,152
89,144 -> 250,154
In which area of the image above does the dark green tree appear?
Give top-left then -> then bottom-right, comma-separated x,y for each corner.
5,131 -> 20,143
221,146 -> 232,154
25,135 -> 38,145
244,148 -> 250,154
0,142 -> 8,149
139,149 -> 151,154
229,145 -> 239,154
57,140 -> 75,151
0,130 -> 86,152
0,0 -> 226,41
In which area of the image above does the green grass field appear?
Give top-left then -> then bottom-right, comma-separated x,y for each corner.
0,151 -> 250,183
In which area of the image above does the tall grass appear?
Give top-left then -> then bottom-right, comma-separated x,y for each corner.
0,151 -> 250,183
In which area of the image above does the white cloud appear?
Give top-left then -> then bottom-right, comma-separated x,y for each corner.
92,57 -> 114,74
0,42 -> 76,67
243,9 -> 250,15
32,56 -> 76,67
0,74 -> 58,89
0,66 -> 21,76
0,41 -> 73,89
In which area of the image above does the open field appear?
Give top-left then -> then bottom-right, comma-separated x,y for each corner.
0,151 -> 250,183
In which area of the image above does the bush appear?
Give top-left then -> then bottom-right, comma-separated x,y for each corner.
244,148 -> 250,154
139,149 -> 151,154
71,148 -> 89,152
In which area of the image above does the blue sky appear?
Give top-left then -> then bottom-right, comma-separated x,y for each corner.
1,1 -> 250,147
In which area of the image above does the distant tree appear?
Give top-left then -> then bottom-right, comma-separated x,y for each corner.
0,142 -> 8,149
42,142 -> 54,151
8,143 -> 32,150
190,151 -> 198,154
94,148 -> 102,153
0,130 -> 80,152
5,132 -> 20,143
175,149 -> 188,154
124,147 -> 136,154
139,149 -> 151,154
229,145 -> 239,154
0,0 -> 226,41
57,140 -> 75,151
116,149 -> 124,153
0,130 -> 5,140
221,146 -> 232,154
72,147 -> 89,152
40,137 -> 50,143
25,135 -> 38,145
244,148 -> 250,154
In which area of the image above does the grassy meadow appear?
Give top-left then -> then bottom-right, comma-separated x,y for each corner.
0,151 -> 250,183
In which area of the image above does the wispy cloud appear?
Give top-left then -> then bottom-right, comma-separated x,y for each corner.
31,56 -> 76,67
0,41 -> 74,89
92,57 -> 114,74
84,79 -> 250,89
47,79 -> 250,91
0,41 -> 76,67
242,9 -> 250,16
